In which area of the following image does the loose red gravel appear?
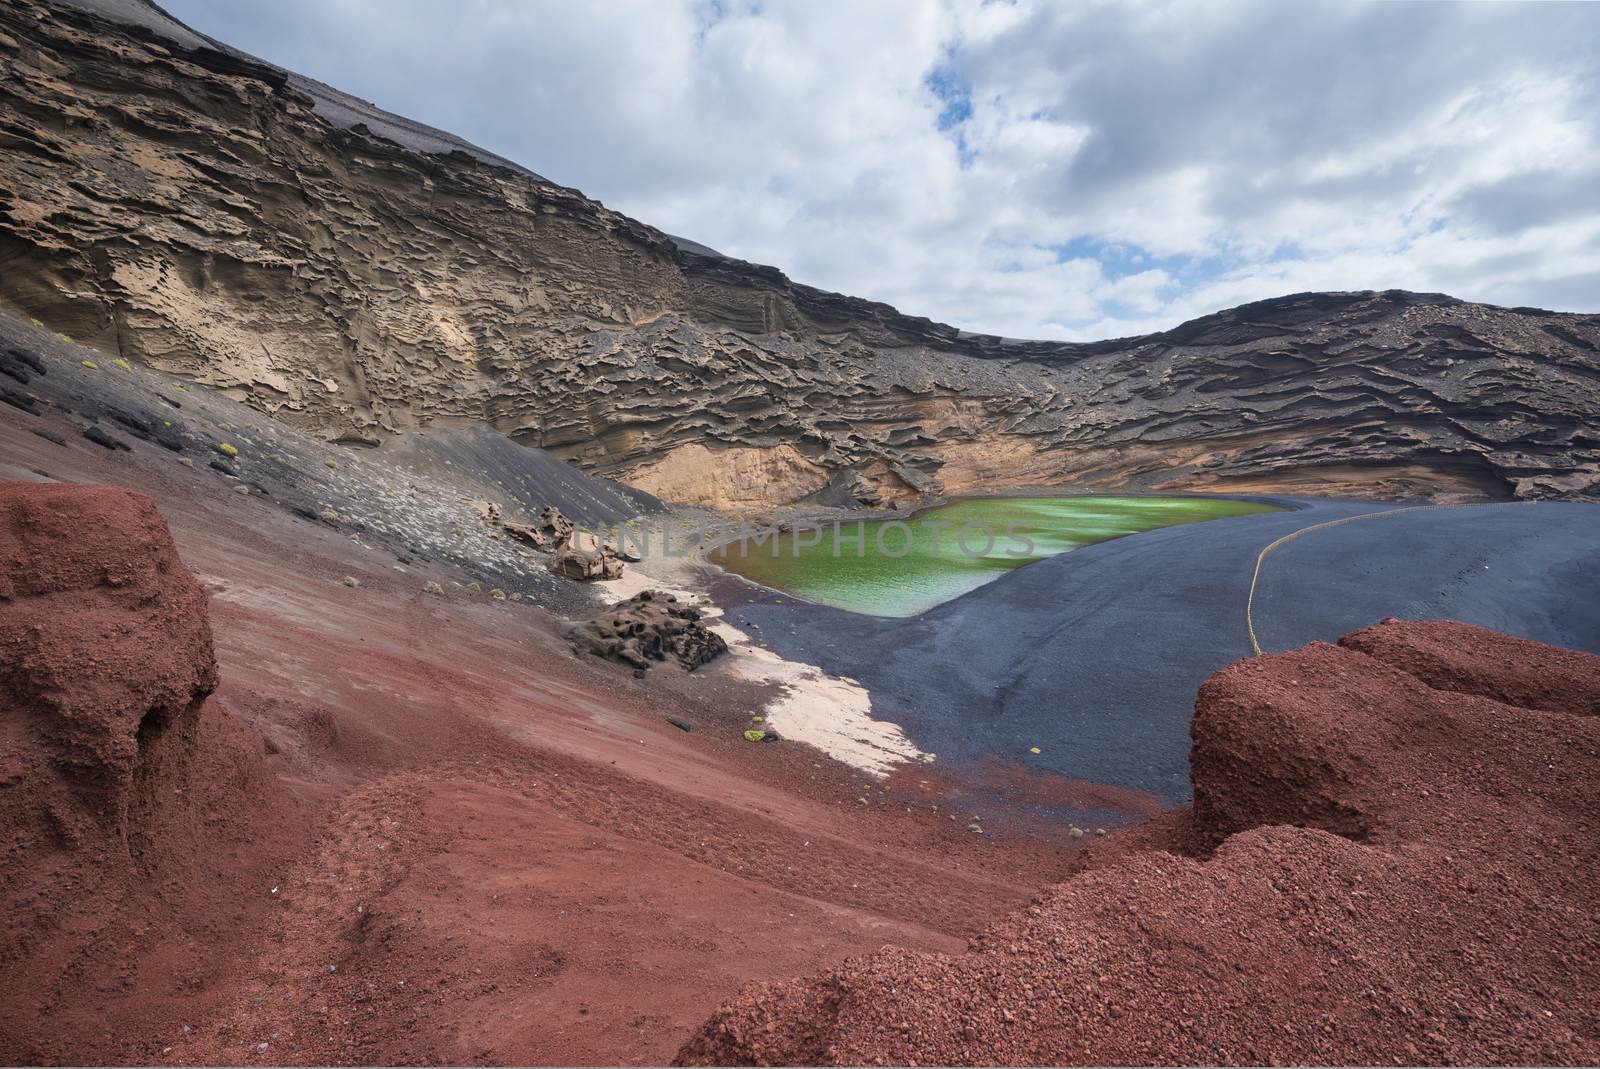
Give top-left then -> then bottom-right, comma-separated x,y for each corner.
0,462 -> 1070,1065
678,621 -> 1600,1065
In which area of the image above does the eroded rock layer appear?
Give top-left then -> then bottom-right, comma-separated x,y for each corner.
3,0 -> 1599,505
678,619 -> 1600,1066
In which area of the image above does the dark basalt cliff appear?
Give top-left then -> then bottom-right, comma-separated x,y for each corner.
2,0 -> 1598,506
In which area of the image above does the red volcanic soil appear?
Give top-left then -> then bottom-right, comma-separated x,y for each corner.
6,407 -> 1599,1066
0,422 -> 1081,1065
680,619 -> 1600,1065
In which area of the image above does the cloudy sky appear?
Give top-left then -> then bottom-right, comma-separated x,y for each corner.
165,0 -> 1600,341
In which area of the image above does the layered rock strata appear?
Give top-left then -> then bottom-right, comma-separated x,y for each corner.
2,1 -> 1597,505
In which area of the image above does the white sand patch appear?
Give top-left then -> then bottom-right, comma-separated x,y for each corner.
592,564 -> 931,777
591,566 -> 692,606
707,619 -> 932,777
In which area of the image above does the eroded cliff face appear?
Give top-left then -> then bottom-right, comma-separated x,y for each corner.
3,0 -> 1598,507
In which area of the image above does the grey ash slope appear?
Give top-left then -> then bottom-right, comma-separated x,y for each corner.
376,428 -> 658,529
1,311 -> 655,613
2,0 -> 1598,506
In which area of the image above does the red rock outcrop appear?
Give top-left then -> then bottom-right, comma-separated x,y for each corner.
1340,616 -> 1600,718
0,481 -> 216,853
678,620 -> 1600,1065
0,482 -> 285,1062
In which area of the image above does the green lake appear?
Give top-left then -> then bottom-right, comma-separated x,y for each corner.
707,495 -> 1283,617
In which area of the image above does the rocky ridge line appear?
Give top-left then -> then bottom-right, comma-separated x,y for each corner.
1,0 -> 1597,505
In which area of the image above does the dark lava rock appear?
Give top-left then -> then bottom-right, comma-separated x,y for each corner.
82,425 -> 129,451
560,590 -> 728,672
104,407 -> 155,440
551,538 -> 625,582
6,347 -> 45,375
502,505 -> 575,552
2,388 -> 38,414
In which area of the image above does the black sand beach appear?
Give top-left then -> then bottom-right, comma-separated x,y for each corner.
720,496 -> 1600,807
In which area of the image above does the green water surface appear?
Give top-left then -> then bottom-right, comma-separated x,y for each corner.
708,495 -> 1283,617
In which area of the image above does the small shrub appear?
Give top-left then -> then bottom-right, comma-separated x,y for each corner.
80,359 -> 98,370
216,442 -> 239,458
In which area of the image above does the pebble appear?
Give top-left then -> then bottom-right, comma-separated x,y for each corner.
342,576 -> 361,588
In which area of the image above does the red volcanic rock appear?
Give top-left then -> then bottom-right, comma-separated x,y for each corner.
678,622 -> 1600,1066
0,483 -> 217,972
0,481 -> 216,824
0,483 -> 316,1064
1340,616 -> 1600,717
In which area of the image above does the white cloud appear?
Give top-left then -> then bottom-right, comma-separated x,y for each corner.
163,0 -> 1600,340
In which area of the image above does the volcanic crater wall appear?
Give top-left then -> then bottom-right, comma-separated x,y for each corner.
2,0 -> 1599,505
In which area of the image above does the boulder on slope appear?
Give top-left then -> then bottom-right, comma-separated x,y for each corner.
560,590 -> 727,671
